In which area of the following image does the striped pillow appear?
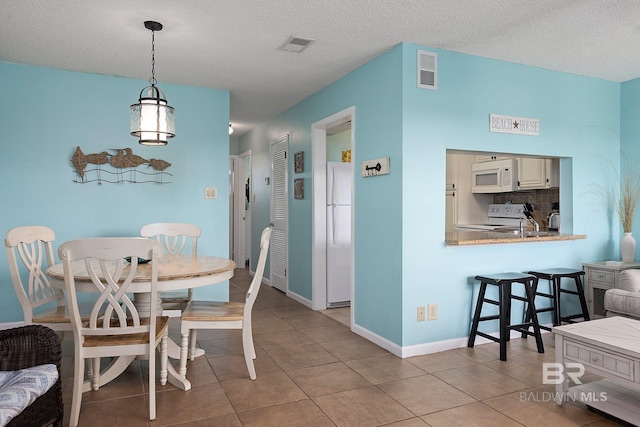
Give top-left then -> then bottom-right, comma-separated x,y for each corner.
0,364 -> 58,427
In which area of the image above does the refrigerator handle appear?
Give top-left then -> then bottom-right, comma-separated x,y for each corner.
332,168 -> 338,205
332,205 -> 338,244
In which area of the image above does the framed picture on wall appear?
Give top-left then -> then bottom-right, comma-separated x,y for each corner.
294,151 -> 304,173
294,178 -> 304,199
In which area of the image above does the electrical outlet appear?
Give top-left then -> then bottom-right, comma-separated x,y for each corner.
204,187 -> 217,199
428,304 -> 437,320
417,306 -> 425,322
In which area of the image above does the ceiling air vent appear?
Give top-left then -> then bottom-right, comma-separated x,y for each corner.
278,36 -> 315,53
417,50 -> 437,90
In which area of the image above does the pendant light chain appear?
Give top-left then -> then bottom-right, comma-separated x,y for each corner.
150,29 -> 157,86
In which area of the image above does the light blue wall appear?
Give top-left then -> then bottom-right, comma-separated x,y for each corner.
241,42 -> 624,349
0,61 -> 231,323
239,44 -> 405,343
401,44 -> 619,345
621,77 -> 640,250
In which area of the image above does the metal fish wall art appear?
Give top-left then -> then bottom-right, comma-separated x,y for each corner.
71,146 -> 172,184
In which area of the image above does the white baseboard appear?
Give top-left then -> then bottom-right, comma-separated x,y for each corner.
350,322 -> 553,359
286,290 -> 312,308
0,321 -> 26,331
352,323 -> 403,357
400,323 -> 553,358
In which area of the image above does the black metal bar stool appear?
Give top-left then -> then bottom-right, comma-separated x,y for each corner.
468,273 -> 545,361
525,268 -> 590,332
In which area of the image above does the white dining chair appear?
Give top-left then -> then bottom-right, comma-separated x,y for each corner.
140,222 -> 201,310
58,237 -> 169,426
5,225 -> 89,330
179,226 -> 272,380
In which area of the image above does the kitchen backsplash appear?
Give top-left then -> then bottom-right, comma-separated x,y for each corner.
493,188 -> 560,226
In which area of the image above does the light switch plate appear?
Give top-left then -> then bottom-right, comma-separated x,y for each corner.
204,187 -> 217,199
361,157 -> 390,177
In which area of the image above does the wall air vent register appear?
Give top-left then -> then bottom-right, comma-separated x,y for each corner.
417,50 -> 437,89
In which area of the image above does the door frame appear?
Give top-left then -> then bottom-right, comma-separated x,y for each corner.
311,106 -> 355,322
230,150 -> 251,268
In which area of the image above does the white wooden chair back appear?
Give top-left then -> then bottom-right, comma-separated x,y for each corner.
244,226 -> 273,317
4,226 -> 61,323
58,238 -> 163,341
140,223 -> 200,256
58,237 -> 166,425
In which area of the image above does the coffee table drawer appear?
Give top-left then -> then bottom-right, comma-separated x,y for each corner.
564,340 -> 633,380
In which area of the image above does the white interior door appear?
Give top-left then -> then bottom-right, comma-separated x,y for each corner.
270,135 -> 288,292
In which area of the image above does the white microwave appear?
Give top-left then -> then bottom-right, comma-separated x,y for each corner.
471,158 -> 518,193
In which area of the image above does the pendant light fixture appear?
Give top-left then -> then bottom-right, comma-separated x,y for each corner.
130,21 -> 175,146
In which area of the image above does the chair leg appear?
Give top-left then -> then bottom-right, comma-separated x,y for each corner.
149,341 -> 156,421
468,282 -> 488,347
524,279 -> 545,354
552,278 -> 562,326
85,358 -> 92,380
498,283 -> 510,361
179,330 -> 189,378
247,320 -> 256,359
575,276 -> 590,321
70,354 -> 85,427
91,357 -> 100,391
242,326 -> 256,380
189,329 -> 198,361
159,336 -> 168,386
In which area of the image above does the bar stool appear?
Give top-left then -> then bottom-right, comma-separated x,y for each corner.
525,268 -> 590,332
468,273 -> 544,361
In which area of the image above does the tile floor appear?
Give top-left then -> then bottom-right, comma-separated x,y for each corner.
59,267 -> 630,426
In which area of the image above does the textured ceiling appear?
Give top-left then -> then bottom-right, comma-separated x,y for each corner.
2,0 -> 640,136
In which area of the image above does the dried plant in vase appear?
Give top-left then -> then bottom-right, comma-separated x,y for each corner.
593,153 -> 640,262
614,156 -> 640,234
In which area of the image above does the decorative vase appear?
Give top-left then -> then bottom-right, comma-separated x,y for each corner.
621,232 -> 636,263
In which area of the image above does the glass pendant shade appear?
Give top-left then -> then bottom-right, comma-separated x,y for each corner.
130,85 -> 175,146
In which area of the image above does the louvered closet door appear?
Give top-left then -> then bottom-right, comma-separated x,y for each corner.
270,135 -> 288,293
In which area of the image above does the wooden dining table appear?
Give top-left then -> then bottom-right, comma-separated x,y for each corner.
46,254 -> 236,391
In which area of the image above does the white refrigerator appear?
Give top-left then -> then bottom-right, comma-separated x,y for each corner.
327,162 -> 352,307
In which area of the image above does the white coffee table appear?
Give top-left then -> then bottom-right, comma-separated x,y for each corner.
553,316 -> 640,424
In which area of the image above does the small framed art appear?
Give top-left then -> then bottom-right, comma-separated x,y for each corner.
294,178 -> 304,199
294,151 -> 304,173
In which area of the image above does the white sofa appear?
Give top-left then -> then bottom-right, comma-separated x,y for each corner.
604,269 -> 640,320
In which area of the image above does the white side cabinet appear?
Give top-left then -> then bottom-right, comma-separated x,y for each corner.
582,261 -> 640,318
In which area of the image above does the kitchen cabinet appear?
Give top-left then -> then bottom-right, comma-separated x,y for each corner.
517,158 -> 559,190
445,152 -> 492,228
582,262 -> 640,318
446,153 -> 456,191
445,190 -> 456,232
445,154 -> 457,232
475,154 -> 514,162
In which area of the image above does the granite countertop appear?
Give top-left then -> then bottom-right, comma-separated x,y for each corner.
445,229 -> 587,246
